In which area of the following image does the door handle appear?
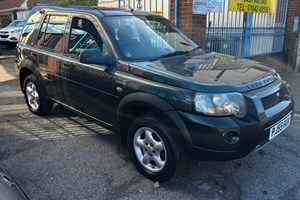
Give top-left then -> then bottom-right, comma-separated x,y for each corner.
0,172 -> 15,187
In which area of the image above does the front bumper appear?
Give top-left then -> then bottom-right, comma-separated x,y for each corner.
178,106 -> 293,161
0,33 -> 20,43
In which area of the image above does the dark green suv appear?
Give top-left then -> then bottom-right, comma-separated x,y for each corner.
16,6 -> 294,181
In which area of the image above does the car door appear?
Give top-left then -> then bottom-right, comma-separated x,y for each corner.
34,14 -> 68,102
60,15 -> 118,126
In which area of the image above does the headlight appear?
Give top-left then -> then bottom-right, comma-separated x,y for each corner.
11,30 -> 21,34
194,92 -> 247,118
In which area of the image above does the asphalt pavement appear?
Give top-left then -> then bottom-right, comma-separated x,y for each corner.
1,47 -> 300,200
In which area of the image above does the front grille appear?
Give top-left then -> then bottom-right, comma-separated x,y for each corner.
0,35 -> 9,38
261,88 -> 285,110
0,31 -> 9,34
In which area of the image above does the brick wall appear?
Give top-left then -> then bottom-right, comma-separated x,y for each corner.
170,0 -> 206,48
284,0 -> 300,68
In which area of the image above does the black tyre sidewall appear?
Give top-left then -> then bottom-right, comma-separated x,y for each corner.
23,75 -> 52,116
127,114 -> 180,182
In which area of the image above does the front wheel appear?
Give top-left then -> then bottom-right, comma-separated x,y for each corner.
23,75 -> 53,116
127,114 -> 183,182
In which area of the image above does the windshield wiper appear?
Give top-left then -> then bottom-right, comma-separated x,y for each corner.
188,46 -> 203,55
180,42 -> 192,46
150,51 -> 189,61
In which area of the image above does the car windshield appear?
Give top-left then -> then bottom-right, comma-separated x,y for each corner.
16,21 -> 25,27
8,20 -> 22,27
103,15 -> 197,61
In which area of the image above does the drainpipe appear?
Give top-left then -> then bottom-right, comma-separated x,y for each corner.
296,33 -> 300,72
175,0 -> 179,26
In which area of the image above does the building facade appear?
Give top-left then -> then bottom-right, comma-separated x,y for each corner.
0,0 -> 35,26
284,0 -> 300,70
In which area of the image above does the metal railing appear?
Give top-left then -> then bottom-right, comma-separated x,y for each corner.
98,0 -> 169,19
206,0 -> 289,58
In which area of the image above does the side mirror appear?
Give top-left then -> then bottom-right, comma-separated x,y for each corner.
79,49 -> 112,66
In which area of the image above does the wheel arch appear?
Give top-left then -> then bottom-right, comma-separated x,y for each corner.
19,58 -> 43,93
117,92 -> 184,146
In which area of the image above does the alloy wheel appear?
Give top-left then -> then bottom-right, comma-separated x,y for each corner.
133,127 -> 167,172
25,82 -> 40,111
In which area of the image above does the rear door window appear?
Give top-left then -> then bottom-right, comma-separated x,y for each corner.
36,15 -> 68,52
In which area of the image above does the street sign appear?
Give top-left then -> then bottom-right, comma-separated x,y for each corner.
193,0 -> 224,14
229,0 -> 277,14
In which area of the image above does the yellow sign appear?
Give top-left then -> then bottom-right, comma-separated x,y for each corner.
229,0 -> 277,14
152,11 -> 163,16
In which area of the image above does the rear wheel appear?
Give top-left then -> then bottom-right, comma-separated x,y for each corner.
23,75 -> 53,115
127,113 -> 183,182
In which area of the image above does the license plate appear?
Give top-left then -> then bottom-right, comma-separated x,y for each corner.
268,113 -> 291,140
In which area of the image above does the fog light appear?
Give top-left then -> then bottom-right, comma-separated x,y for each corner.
223,131 -> 240,144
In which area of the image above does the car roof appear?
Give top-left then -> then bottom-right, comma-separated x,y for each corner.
30,5 -> 160,18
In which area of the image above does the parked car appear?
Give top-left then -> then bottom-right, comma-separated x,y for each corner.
0,167 -> 28,200
0,20 -> 24,46
15,6 -> 294,181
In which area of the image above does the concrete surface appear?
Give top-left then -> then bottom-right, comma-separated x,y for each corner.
1,48 -> 300,200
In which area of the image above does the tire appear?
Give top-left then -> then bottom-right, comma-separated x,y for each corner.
127,113 -> 183,182
23,75 -> 53,116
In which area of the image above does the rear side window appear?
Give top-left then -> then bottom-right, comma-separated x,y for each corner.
36,15 -> 68,52
20,11 -> 44,45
